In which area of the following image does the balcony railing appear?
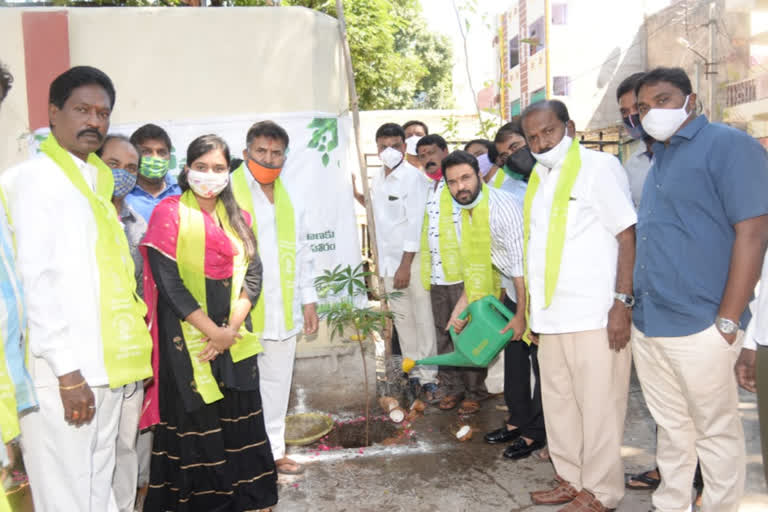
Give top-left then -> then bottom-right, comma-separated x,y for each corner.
726,73 -> 768,107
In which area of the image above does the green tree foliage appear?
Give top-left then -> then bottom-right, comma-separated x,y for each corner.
226,0 -> 455,110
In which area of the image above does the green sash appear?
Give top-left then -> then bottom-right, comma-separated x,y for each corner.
420,184 -> 462,290
230,166 -> 296,335
522,139 -> 582,338
459,184 -> 500,302
40,134 -> 152,388
492,168 -> 505,189
175,191 -> 263,404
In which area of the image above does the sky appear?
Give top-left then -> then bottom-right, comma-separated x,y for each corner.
419,0 -> 675,111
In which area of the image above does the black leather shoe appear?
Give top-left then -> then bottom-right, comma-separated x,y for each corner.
484,426 -> 520,444
503,437 -> 545,460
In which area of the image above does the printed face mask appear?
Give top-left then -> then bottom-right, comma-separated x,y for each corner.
139,156 -> 170,179
622,113 -> 648,140
246,158 -> 282,185
641,95 -> 691,142
111,168 -> 137,198
379,146 -> 404,170
186,169 -> 229,198
531,130 -> 572,169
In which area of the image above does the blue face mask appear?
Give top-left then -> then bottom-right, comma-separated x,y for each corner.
623,113 -> 648,140
112,168 -> 138,198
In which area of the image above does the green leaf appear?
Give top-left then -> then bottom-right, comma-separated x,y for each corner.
322,153 -> 330,167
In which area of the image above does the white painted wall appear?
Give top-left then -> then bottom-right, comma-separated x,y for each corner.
0,6 -> 349,171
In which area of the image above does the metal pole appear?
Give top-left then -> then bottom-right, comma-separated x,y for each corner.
334,0 -> 392,358
708,2 -> 717,121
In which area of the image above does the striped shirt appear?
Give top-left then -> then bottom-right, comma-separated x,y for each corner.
426,181 -> 524,282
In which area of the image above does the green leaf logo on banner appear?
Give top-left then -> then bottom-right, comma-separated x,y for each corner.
307,117 -> 338,168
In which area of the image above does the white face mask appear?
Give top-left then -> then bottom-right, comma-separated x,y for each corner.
405,135 -> 422,156
186,169 -> 230,198
531,130 -> 572,169
452,186 -> 483,210
640,95 -> 691,142
379,146 -> 404,170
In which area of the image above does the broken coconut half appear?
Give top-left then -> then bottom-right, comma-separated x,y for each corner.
389,407 -> 406,423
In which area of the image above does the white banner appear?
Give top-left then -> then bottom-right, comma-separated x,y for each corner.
31,112 -> 363,304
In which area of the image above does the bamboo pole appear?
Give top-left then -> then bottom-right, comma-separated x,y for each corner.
334,0 -> 393,361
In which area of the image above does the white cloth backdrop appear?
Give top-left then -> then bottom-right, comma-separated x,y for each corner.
31,112 -> 363,305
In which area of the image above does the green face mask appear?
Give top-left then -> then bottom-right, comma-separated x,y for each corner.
139,156 -> 170,179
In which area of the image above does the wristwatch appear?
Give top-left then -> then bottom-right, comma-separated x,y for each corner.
715,316 -> 739,335
614,292 -> 635,308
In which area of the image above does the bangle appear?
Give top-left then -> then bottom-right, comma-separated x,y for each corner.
59,380 -> 86,391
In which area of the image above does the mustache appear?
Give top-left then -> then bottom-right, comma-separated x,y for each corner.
425,161 -> 437,169
77,129 -> 103,141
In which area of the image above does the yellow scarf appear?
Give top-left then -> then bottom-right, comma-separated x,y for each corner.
40,134 -> 152,388
420,183 -> 462,290
522,139 -> 582,339
230,166 -> 296,335
175,191 -> 263,404
459,184 -> 500,302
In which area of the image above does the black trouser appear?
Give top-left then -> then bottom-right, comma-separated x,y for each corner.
430,283 -> 488,400
502,295 -> 546,443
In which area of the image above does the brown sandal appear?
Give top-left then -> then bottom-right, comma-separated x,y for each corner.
439,395 -> 460,410
457,400 -> 480,415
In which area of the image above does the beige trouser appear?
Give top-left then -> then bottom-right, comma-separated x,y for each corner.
539,328 -> 631,509
632,324 -> 745,512
384,254 -> 438,385
258,335 -> 297,460
113,382 -> 143,512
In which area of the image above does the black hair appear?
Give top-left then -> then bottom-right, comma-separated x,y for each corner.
49,66 -> 115,110
0,61 -> 12,103
96,134 -> 140,161
246,120 -> 289,148
635,66 -> 692,97
178,134 -> 257,261
375,122 -> 405,142
616,72 -> 646,102
494,118 -> 525,143
229,158 -> 243,173
130,123 -> 172,154
416,134 -> 448,152
402,120 -> 429,135
521,100 -> 571,125
464,139 -> 493,152
441,150 -> 480,177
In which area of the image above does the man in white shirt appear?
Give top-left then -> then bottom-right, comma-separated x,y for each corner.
737,254 -> 768,486
370,123 -> 438,399
234,120 -> 318,475
1,66 -> 152,511
442,151 -> 545,459
417,135 -> 489,413
617,72 -> 654,207
521,101 -> 637,512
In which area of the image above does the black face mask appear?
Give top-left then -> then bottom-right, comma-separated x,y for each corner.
504,146 -> 536,180
622,113 -> 648,140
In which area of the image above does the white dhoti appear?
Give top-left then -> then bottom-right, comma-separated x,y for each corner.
112,381 -> 143,512
21,383 -> 123,512
258,335 -> 297,460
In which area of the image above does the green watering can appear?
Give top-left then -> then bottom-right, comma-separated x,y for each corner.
402,295 -> 524,372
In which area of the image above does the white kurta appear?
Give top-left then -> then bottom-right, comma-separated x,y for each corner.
2,151 -> 124,512
243,172 -> 317,461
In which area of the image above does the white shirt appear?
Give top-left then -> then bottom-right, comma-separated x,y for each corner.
245,172 -> 318,341
624,146 -> 653,207
370,161 -> 430,277
1,153 -> 108,385
527,145 -> 637,334
425,181 -> 462,285
744,254 -> 768,350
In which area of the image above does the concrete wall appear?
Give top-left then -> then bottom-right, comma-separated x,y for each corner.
646,0 -> 750,122
0,6 -> 349,171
